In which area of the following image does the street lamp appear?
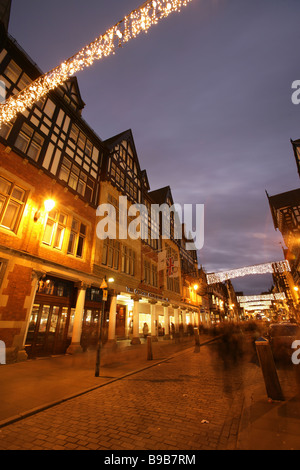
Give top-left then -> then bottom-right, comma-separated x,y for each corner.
34,198 -> 55,222
95,277 -> 108,377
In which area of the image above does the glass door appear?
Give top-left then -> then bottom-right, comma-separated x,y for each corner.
25,304 -> 71,357
45,306 -> 60,355
54,307 -> 69,354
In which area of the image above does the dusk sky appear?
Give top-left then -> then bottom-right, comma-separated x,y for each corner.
8,0 -> 300,294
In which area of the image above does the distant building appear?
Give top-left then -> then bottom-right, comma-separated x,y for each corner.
267,188 -> 300,317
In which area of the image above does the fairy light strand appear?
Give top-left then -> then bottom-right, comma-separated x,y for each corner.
207,260 -> 291,285
0,0 -> 193,125
237,293 -> 286,303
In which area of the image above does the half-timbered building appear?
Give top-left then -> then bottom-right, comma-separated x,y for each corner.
0,6 -> 106,361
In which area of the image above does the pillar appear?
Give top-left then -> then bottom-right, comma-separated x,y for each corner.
67,282 -> 87,354
163,303 -> 170,339
149,300 -> 158,341
181,309 -> 187,332
107,294 -> 117,344
130,296 -> 141,345
173,306 -> 179,333
18,269 -> 45,362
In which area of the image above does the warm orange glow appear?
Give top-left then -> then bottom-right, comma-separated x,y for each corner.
44,199 -> 55,212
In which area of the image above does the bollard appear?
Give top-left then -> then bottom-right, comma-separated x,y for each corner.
255,337 -> 284,401
147,336 -> 153,361
194,328 -> 200,353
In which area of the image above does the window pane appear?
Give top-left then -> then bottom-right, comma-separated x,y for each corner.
80,223 -> 86,235
17,73 -> 31,91
0,195 -> 5,214
70,124 -> 79,142
0,178 -> 11,194
78,133 -> 85,150
27,141 -> 42,161
5,61 -> 21,83
77,180 -> 85,196
12,186 -> 25,202
69,173 -> 78,190
0,122 -> 12,139
102,241 -> 108,265
108,246 -> 113,267
59,165 -> 70,182
76,236 -> 84,258
71,219 -> 79,231
67,231 -> 76,254
42,219 -> 55,245
1,201 -> 20,229
53,226 -> 65,249
15,132 -> 30,153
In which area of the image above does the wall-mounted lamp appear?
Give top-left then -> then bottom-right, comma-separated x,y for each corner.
34,198 -> 55,222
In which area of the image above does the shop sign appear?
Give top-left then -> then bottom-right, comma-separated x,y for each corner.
125,286 -> 169,303
103,289 -> 108,301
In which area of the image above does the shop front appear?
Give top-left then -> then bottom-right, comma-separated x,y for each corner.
106,286 -> 199,344
25,275 -> 105,357
25,276 -> 76,358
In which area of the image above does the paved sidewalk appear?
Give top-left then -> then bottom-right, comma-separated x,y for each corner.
0,335 -> 212,427
237,364 -> 300,450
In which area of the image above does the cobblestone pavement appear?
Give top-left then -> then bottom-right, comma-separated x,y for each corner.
0,342 -> 260,451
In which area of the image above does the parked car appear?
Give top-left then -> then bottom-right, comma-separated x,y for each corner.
267,322 -> 300,361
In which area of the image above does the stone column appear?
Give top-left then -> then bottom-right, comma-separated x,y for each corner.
181,308 -> 187,333
130,296 -> 141,345
67,282 -> 87,354
163,303 -> 170,339
173,306 -> 179,333
18,270 -> 46,362
107,294 -> 117,344
149,300 -> 158,342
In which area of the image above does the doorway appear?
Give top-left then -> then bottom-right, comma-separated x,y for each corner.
116,304 -> 126,338
25,303 -> 71,357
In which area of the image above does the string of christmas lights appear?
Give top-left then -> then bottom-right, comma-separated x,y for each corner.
0,0 -> 193,125
207,260 -> 290,285
237,293 -> 286,303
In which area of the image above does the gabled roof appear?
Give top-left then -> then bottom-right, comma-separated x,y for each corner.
267,188 -> 300,210
267,188 -> 300,230
59,77 -> 85,113
291,139 -> 300,178
103,128 -> 142,173
141,169 -> 150,191
148,185 -> 174,205
0,0 -> 11,33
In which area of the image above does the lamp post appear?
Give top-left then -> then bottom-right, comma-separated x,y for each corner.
95,277 -> 108,377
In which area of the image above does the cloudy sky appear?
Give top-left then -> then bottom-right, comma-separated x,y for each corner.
8,0 -> 300,294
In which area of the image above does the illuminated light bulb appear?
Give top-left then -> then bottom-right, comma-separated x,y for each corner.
116,29 -> 122,38
44,199 -> 55,212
